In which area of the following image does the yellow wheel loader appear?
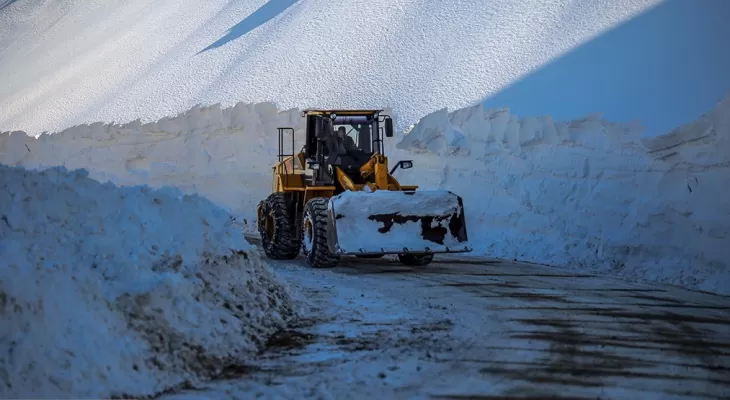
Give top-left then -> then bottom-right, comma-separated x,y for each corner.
256,109 -> 471,268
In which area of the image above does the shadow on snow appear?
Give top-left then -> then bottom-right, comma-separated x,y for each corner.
479,0 -> 730,137
198,0 -> 299,54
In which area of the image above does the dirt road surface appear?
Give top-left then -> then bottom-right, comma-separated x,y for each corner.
159,245 -> 730,400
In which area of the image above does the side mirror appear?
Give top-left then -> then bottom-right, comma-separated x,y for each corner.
384,118 -> 394,137
389,160 -> 414,175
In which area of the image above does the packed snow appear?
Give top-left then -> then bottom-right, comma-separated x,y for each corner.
0,165 -> 297,399
0,0 -> 663,135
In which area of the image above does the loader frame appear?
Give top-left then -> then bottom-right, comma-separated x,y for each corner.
256,109 -> 471,268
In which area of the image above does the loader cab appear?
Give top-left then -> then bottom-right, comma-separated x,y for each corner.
303,109 -> 391,157
302,109 -> 394,186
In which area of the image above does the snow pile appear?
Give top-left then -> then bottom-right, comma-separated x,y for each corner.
0,102 -> 307,234
394,96 -> 730,295
0,0 -> 660,135
0,165 -> 296,399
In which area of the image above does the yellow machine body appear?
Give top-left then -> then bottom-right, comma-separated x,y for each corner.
256,109 -> 471,268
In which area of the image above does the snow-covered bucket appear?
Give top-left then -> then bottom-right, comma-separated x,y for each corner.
326,190 -> 472,256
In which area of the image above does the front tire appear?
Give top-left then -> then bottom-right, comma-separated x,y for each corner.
301,197 -> 340,268
398,253 -> 434,266
258,193 -> 300,260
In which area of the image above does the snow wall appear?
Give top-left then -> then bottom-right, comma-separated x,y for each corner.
1,99 -> 729,295
0,102 -> 305,234
396,95 -> 730,296
0,165 -> 297,399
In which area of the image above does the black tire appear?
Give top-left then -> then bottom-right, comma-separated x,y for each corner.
258,193 -> 300,259
301,197 -> 340,268
398,253 -> 434,266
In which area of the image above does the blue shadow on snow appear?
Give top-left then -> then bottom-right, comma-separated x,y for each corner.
480,0 -> 730,137
0,0 -> 19,11
198,0 -> 299,54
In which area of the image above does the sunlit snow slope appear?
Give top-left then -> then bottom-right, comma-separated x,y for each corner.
0,0 -> 669,135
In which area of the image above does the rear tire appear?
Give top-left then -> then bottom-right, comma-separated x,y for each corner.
301,197 -> 340,268
258,193 -> 300,260
398,253 -> 434,266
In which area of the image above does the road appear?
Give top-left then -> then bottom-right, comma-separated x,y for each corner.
159,246 -> 730,400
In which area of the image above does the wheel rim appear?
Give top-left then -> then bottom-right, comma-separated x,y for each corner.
302,215 -> 313,252
264,212 -> 275,240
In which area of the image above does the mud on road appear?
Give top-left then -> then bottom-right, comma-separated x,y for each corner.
159,245 -> 730,400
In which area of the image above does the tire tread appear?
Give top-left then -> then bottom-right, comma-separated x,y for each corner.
258,193 -> 300,259
302,197 -> 340,268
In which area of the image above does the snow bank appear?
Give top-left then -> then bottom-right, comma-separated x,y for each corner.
394,96 -> 730,295
2,98 -> 728,296
0,165 -> 296,399
0,102 -> 307,234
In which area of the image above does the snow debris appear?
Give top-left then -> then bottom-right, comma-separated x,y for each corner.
0,165 -> 298,399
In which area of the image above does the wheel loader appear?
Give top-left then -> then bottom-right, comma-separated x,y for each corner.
256,109 -> 471,268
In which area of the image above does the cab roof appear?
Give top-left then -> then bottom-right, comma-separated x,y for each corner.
301,109 -> 383,116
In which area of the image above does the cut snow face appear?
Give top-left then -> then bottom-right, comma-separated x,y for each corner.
0,165 -> 297,399
393,95 -> 730,296
0,102 -> 303,236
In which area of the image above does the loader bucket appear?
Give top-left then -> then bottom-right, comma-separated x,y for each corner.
326,190 -> 471,256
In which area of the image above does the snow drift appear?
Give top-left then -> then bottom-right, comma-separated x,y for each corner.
395,95 -> 730,295
0,165 -> 297,399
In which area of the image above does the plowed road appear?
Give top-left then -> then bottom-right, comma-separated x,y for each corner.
161,247 -> 730,400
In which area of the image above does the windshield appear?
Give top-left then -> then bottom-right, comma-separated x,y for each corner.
333,123 -> 374,153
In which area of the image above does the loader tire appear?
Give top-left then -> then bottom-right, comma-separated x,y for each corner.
258,193 -> 300,260
398,253 -> 434,266
301,197 -> 340,268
